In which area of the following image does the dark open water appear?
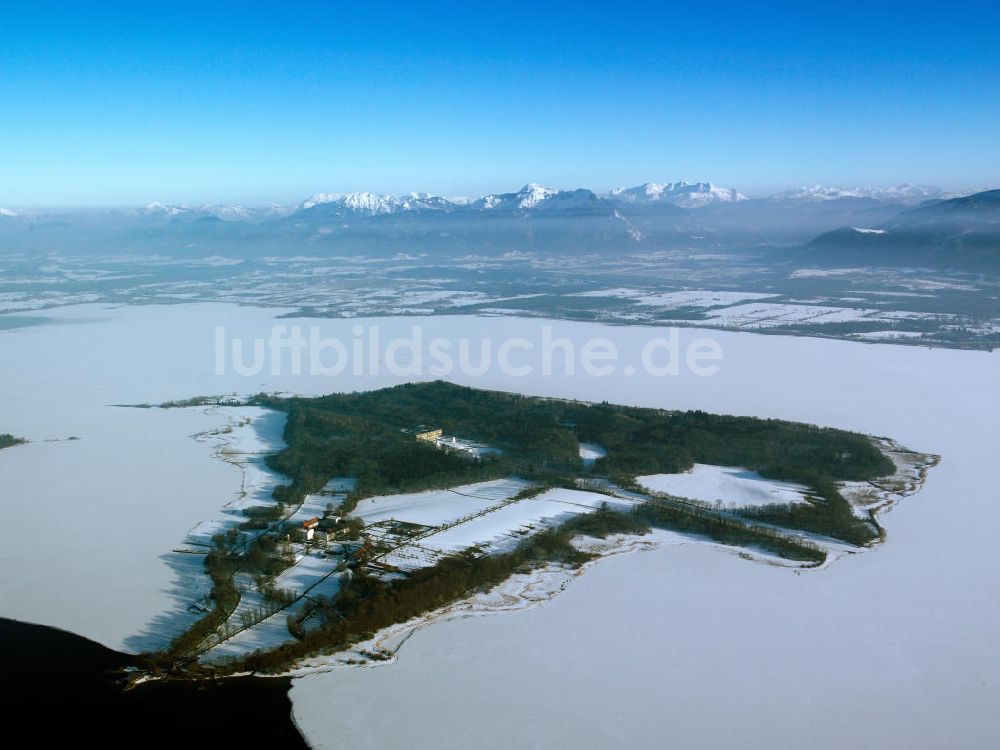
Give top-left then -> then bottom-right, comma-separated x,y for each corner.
0,617 -> 306,746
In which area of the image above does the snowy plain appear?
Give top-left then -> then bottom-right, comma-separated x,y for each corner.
0,303 -> 997,749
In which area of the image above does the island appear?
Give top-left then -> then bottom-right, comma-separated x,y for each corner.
140,382 -> 936,677
0,433 -> 25,450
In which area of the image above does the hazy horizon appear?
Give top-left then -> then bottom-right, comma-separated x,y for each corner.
0,179 -> 990,212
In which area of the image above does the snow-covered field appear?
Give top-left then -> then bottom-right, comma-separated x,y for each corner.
637,464 -> 809,508
572,288 -> 778,308
388,488 -> 615,565
351,478 -> 533,527
1,303 -> 998,748
702,301 -> 873,327
854,329 -> 926,341
356,484 -> 620,574
286,478 -> 354,527
199,549 -> 345,663
688,300 -> 951,332
566,288 -> 959,339
201,608 -> 294,662
273,551 -> 343,599
578,442 -> 606,466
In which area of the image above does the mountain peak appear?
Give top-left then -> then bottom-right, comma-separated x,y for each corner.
516,183 -> 560,209
299,193 -> 341,210
607,181 -> 745,207
144,201 -> 191,215
299,192 -> 402,215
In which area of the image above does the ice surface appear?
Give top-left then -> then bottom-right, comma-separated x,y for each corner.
288,314 -> 1000,750
1,303 -> 997,749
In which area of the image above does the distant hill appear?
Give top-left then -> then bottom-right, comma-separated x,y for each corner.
799,189 -> 1000,270
3,182 -> 993,262
772,184 -> 956,204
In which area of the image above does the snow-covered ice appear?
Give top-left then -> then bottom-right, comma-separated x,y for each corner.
1,302 -> 997,749
183,407 -> 288,547
288,313 -> 1000,750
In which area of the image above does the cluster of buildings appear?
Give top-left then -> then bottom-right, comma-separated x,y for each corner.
410,425 -> 499,459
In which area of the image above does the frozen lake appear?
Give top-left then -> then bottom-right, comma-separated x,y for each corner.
1,303 -> 997,747
288,316 -> 998,748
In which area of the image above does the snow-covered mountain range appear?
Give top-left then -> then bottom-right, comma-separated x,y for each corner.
142,202 -> 294,221
2,181 -> 994,270
294,181 -> 744,217
772,184 -> 959,204
291,180 -> 958,217
4,181 -> 971,223
606,181 -> 745,207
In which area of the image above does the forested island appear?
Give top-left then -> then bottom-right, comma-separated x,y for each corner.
0,433 -> 25,450
142,382 -> 932,677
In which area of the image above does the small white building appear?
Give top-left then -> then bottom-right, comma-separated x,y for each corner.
302,517 -> 320,541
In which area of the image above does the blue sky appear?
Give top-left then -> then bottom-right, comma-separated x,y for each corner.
1,1 -> 998,207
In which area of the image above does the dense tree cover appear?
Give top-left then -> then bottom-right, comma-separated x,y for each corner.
0,433 -> 25,450
240,503 -> 286,530
635,500 -> 826,563
735,474 -> 877,546
256,381 -> 892,543
265,403 -> 507,507
561,501 -> 651,539
572,404 -> 893,482
260,380 -> 890,482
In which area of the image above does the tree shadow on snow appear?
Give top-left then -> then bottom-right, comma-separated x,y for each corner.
122,550 -> 213,654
